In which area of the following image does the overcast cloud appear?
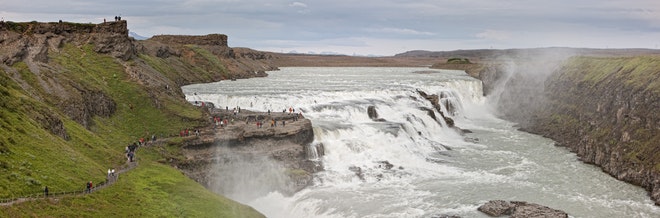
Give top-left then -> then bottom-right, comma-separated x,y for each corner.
2,0 -> 659,55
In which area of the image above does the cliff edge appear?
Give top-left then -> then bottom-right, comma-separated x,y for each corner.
0,20 -> 276,217
472,55 -> 660,205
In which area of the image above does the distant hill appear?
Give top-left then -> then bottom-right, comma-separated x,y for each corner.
395,47 -> 660,61
129,31 -> 148,40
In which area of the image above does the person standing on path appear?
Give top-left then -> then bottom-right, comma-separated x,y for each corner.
44,186 -> 48,197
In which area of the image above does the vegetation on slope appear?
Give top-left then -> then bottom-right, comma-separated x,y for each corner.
540,55 -> 660,173
558,56 -> 660,94
0,42 -> 263,217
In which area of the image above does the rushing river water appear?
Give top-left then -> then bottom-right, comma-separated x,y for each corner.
182,67 -> 659,218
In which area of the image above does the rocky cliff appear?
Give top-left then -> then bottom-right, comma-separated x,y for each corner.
475,55 -> 660,205
176,110 -> 322,197
0,20 -> 283,216
0,20 -> 278,131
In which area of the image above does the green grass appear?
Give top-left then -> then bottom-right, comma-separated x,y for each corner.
562,56 -> 660,94
2,160 -> 263,218
0,43 -> 263,216
186,45 -> 230,79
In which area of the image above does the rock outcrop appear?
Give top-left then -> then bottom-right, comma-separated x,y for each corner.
1,20 -> 279,133
417,90 -> 455,127
367,105 -> 386,122
150,34 -> 228,46
478,200 -> 568,218
177,110 -> 321,196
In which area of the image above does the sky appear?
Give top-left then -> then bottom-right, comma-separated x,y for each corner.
2,0 -> 660,56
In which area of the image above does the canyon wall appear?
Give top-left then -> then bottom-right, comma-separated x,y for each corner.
482,55 -> 660,205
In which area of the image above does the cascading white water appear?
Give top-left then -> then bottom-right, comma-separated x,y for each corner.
183,67 -> 660,218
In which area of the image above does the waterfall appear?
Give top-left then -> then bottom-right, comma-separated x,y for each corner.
182,67 -> 660,218
305,143 -> 325,160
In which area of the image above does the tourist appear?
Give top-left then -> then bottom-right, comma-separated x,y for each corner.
44,186 -> 49,197
282,120 -> 286,127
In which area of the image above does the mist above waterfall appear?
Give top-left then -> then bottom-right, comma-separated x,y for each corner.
482,48 -> 578,126
182,67 -> 659,218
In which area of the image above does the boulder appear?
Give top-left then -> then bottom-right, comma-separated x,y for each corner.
510,201 -> 568,218
478,200 -> 568,218
367,105 -> 386,122
478,200 -> 514,216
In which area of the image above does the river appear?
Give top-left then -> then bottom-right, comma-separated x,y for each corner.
182,67 -> 659,218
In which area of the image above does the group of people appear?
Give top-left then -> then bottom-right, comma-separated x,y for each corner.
106,168 -> 117,183
213,116 -> 232,129
179,128 -> 201,137
125,142 -> 139,162
85,181 -> 94,193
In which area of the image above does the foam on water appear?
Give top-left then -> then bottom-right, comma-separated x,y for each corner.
183,67 -> 660,218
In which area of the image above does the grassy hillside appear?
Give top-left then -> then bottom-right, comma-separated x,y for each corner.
0,42 -> 263,217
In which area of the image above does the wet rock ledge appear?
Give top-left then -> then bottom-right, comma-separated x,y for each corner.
175,108 -> 323,195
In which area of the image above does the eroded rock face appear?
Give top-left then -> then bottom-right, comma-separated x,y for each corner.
177,110 -> 321,196
0,21 -> 136,64
473,56 -> 660,205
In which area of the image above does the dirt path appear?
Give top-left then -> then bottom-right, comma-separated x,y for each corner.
0,159 -> 138,207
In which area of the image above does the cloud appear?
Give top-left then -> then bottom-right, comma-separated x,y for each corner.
2,0 -> 659,55
367,27 -> 435,36
289,2 -> 307,8
475,29 -> 512,41
288,1 -> 310,14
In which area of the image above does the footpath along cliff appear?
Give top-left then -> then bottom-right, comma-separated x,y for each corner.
449,55 -> 660,205
0,19 -> 282,217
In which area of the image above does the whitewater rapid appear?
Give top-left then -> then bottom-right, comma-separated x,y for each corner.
183,67 -> 659,218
